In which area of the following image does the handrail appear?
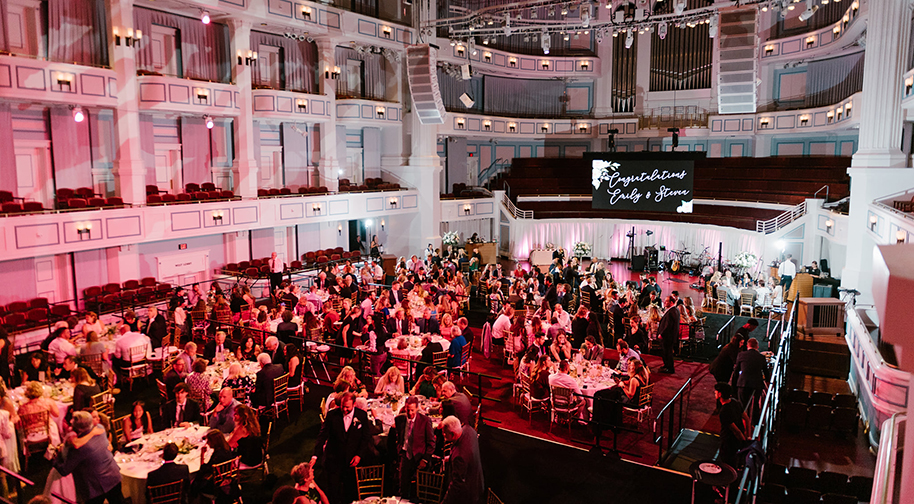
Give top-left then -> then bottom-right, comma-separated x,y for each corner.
871,412 -> 906,504
0,465 -> 77,504
653,377 -> 692,466
814,185 -> 830,203
501,192 -> 533,219
478,157 -> 509,185
716,315 -> 737,347
756,200 -> 807,234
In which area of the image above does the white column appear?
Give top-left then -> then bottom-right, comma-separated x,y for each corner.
109,0 -> 146,205
851,0 -> 911,169
634,32 -> 651,114
593,36 -> 613,117
229,20 -> 259,198
316,38 -> 340,191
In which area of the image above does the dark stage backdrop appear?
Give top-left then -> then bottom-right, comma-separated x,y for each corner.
587,152 -> 703,213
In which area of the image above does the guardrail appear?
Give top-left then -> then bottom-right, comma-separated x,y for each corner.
871,412 -> 906,503
756,200 -> 807,234
501,192 -> 534,219
653,377 -> 693,466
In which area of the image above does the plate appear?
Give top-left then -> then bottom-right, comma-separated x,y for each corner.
699,463 -> 721,474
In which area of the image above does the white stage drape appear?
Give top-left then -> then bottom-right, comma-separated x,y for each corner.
510,218 -> 764,268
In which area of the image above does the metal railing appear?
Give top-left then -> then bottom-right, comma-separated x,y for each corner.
0,465 -> 77,504
501,192 -> 533,219
872,412 -> 906,504
716,315 -> 737,347
733,299 -> 798,504
653,377 -> 693,466
756,200 -> 807,234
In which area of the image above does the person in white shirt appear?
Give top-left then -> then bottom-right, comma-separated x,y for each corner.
360,291 -> 376,318
492,306 -> 514,347
371,262 -> 384,282
615,339 -> 642,374
754,280 -> 771,308
268,251 -> 285,296
113,324 -> 151,374
547,359 -> 587,418
48,327 -> 78,364
553,304 -> 572,333
777,254 -> 797,293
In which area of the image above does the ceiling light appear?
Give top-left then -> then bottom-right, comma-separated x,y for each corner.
72,106 -> 85,123
625,30 -> 634,49
541,31 -> 551,54
201,11 -> 210,24
205,116 -> 214,129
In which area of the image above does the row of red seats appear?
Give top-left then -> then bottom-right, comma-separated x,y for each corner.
2,201 -> 45,214
147,191 -> 236,204
257,187 -> 330,197
0,297 -> 72,333
301,248 -> 361,264
62,197 -> 125,209
82,278 -> 172,314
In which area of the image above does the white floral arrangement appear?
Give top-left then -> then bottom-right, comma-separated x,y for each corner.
545,242 -> 555,250
591,160 -> 621,189
733,251 -> 758,270
442,231 -> 460,246
573,242 -> 592,257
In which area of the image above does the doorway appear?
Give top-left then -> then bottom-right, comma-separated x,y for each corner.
154,147 -> 183,194
15,144 -> 52,207
344,147 -> 363,185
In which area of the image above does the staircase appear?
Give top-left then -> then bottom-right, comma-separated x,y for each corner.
717,7 -> 759,114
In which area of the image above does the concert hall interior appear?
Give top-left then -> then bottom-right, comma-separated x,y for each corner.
1,0 -> 914,503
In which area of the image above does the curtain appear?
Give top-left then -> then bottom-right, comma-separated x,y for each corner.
0,0 -> 9,53
48,0 -> 109,66
0,104 -> 15,192
509,218 -> 764,275
251,31 -> 317,93
181,116 -> 211,185
134,8 -> 231,83
805,51 -> 865,108
437,69 -> 484,114
282,123 -> 310,187
140,114 -> 157,187
50,106 -> 93,189
335,46 -> 388,100
483,75 -> 564,117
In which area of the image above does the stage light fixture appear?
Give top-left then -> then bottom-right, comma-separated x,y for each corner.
201,11 -> 211,24
625,30 -> 634,49
541,31 -> 551,54
72,106 -> 85,123
205,116 -> 215,129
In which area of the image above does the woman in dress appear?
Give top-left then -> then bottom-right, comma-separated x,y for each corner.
369,235 -> 380,258
291,458 -> 329,504
80,330 -> 111,372
81,311 -> 105,339
229,405 -> 263,468
235,336 -> 261,361
185,358 -> 214,411
122,401 -> 154,442
529,355 -> 553,401
609,359 -> 649,405
285,344 -> 303,391
18,382 -> 60,444
333,365 -> 367,398
626,315 -> 649,352
193,429 -> 235,497
549,333 -> 573,363
571,306 -> 590,348
409,365 -> 438,398
374,365 -> 405,395
222,362 -> 255,405
68,367 -> 101,424
586,312 -> 603,347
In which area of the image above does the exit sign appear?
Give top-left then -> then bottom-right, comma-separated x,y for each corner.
178,244 -> 187,250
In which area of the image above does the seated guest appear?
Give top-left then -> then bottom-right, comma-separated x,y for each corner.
203,331 -> 233,363
457,317 -> 474,349
48,327 -> 79,366
163,358 -> 188,401
209,388 -> 239,434
375,365 -> 405,395
333,366 -> 367,398
416,308 -> 439,334
581,336 -> 604,363
252,353 -> 285,408
68,368 -> 101,424
529,355 -> 553,402
625,316 -> 649,353
123,401 -> 154,442
276,311 -> 298,343
19,382 -> 60,439
21,352 -> 48,383
326,381 -> 350,412
235,336 -> 260,362
264,336 -> 286,370
389,338 -> 413,377
52,411 -> 123,504
548,359 -> 587,418
549,333 -> 573,363
229,405 -> 264,468
176,342 -> 198,374
192,429 -> 236,497
185,359 -> 214,411
387,308 -> 410,336
222,362 -> 255,405
160,383 -> 202,429
615,339 -> 643,375
291,458 -> 329,504
146,442 -> 191,499
410,366 -> 439,398
607,360 -> 649,406
447,326 -> 467,368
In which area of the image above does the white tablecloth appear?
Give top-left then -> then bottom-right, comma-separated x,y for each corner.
116,425 -> 211,504
202,360 -> 261,392
351,497 -> 413,504
384,335 -> 450,359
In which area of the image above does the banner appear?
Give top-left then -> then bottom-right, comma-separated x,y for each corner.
589,154 -> 697,213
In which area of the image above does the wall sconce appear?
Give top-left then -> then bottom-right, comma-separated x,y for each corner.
759,117 -> 770,129
389,197 -> 398,208
833,25 -> 841,37
851,1 -> 858,15
764,44 -> 775,56
825,218 -> 834,230
805,36 -> 816,48
578,123 -> 589,133
827,110 -> 834,123
338,224 -> 343,236
325,65 -> 341,79
508,57 -> 517,68
456,118 -> 465,129
376,106 -> 385,119
906,77 -> 914,95
456,45 -> 465,56
195,87 -> 210,103
541,123 -> 549,133
580,60 -> 590,71
508,122 -> 516,133
870,214 -> 878,231
541,60 -> 550,70
212,210 -> 224,224
113,26 -> 142,47
463,204 -> 472,215
483,120 -> 491,131
380,219 -> 385,230
483,52 -> 492,63
845,102 -> 852,116
843,14 -> 850,29
76,222 -> 92,240
836,108 -> 843,120
312,203 -> 322,215
238,50 -> 258,66
302,6 -> 312,20
896,229 -> 906,244
55,72 -> 74,91
297,99 -> 308,112
381,25 -> 392,39
799,115 -> 810,126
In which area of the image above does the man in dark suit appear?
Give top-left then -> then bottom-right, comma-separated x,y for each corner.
202,330 -> 234,363
415,336 -> 443,376
162,358 -> 187,401
387,309 -> 410,336
313,392 -> 371,504
416,309 -> 439,334
609,294 -> 626,341
264,336 -> 286,370
144,306 -> 168,350
457,317 -> 474,349
160,384 -> 202,429
731,337 -> 770,419
389,282 -> 405,307
146,442 -> 191,501
658,296 -> 680,373
440,416 -> 484,504
252,353 -> 285,408
733,319 -> 759,347
438,381 -> 473,426
390,396 -> 436,498
543,281 -> 558,308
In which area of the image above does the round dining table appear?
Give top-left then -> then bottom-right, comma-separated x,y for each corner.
365,395 -> 442,436
350,497 -> 414,504
200,359 -> 261,392
116,425 -> 211,504
384,335 -> 450,359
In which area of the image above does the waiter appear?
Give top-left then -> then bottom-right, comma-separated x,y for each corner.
268,252 -> 284,297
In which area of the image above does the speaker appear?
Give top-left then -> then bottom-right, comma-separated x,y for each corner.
406,44 -> 446,124
646,249 -> 659,269
631,255 -> 646,272
459,93 -> 475,107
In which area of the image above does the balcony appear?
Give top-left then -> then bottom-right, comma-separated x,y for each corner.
0,54 -> 117,108
336,98 -> 402,125
252,88 -> 332,121
137,74 -> 239,116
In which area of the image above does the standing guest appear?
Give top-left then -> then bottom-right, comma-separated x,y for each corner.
437,381 -> 474,427
123,401 -> 154,442
313,392 -> 371,504
53,411 -> 124,504
447,326 -> 467,368
230,405 -> 264,468
276,311 -> 299,344
268,252 -> 285,299
291,458 -> 329,504
144,307 -> 168,350
209,388 -> 239,434
658,296 -> 680,374
709,338 -> 741,386
491,306 -> 514,347
263,336 -> 286,370
570,306 -> 589,349
440,416 -> 484,504
160,383 -> 202,429
734,319 -> 759,346
185,359 -> 214,411
391,396 -> 435,498
252,353 -> 285,408
731,338 -> 769,420
68,368 -> 101,423
203,330 -> 233,363
146,442 -> 191,497
715,382 -> 749,468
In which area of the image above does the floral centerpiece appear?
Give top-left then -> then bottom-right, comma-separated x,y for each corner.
732,251 -> 758,274
383,391 -> 403,407
442,231 -> 459,246
573,242 -> 592,258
